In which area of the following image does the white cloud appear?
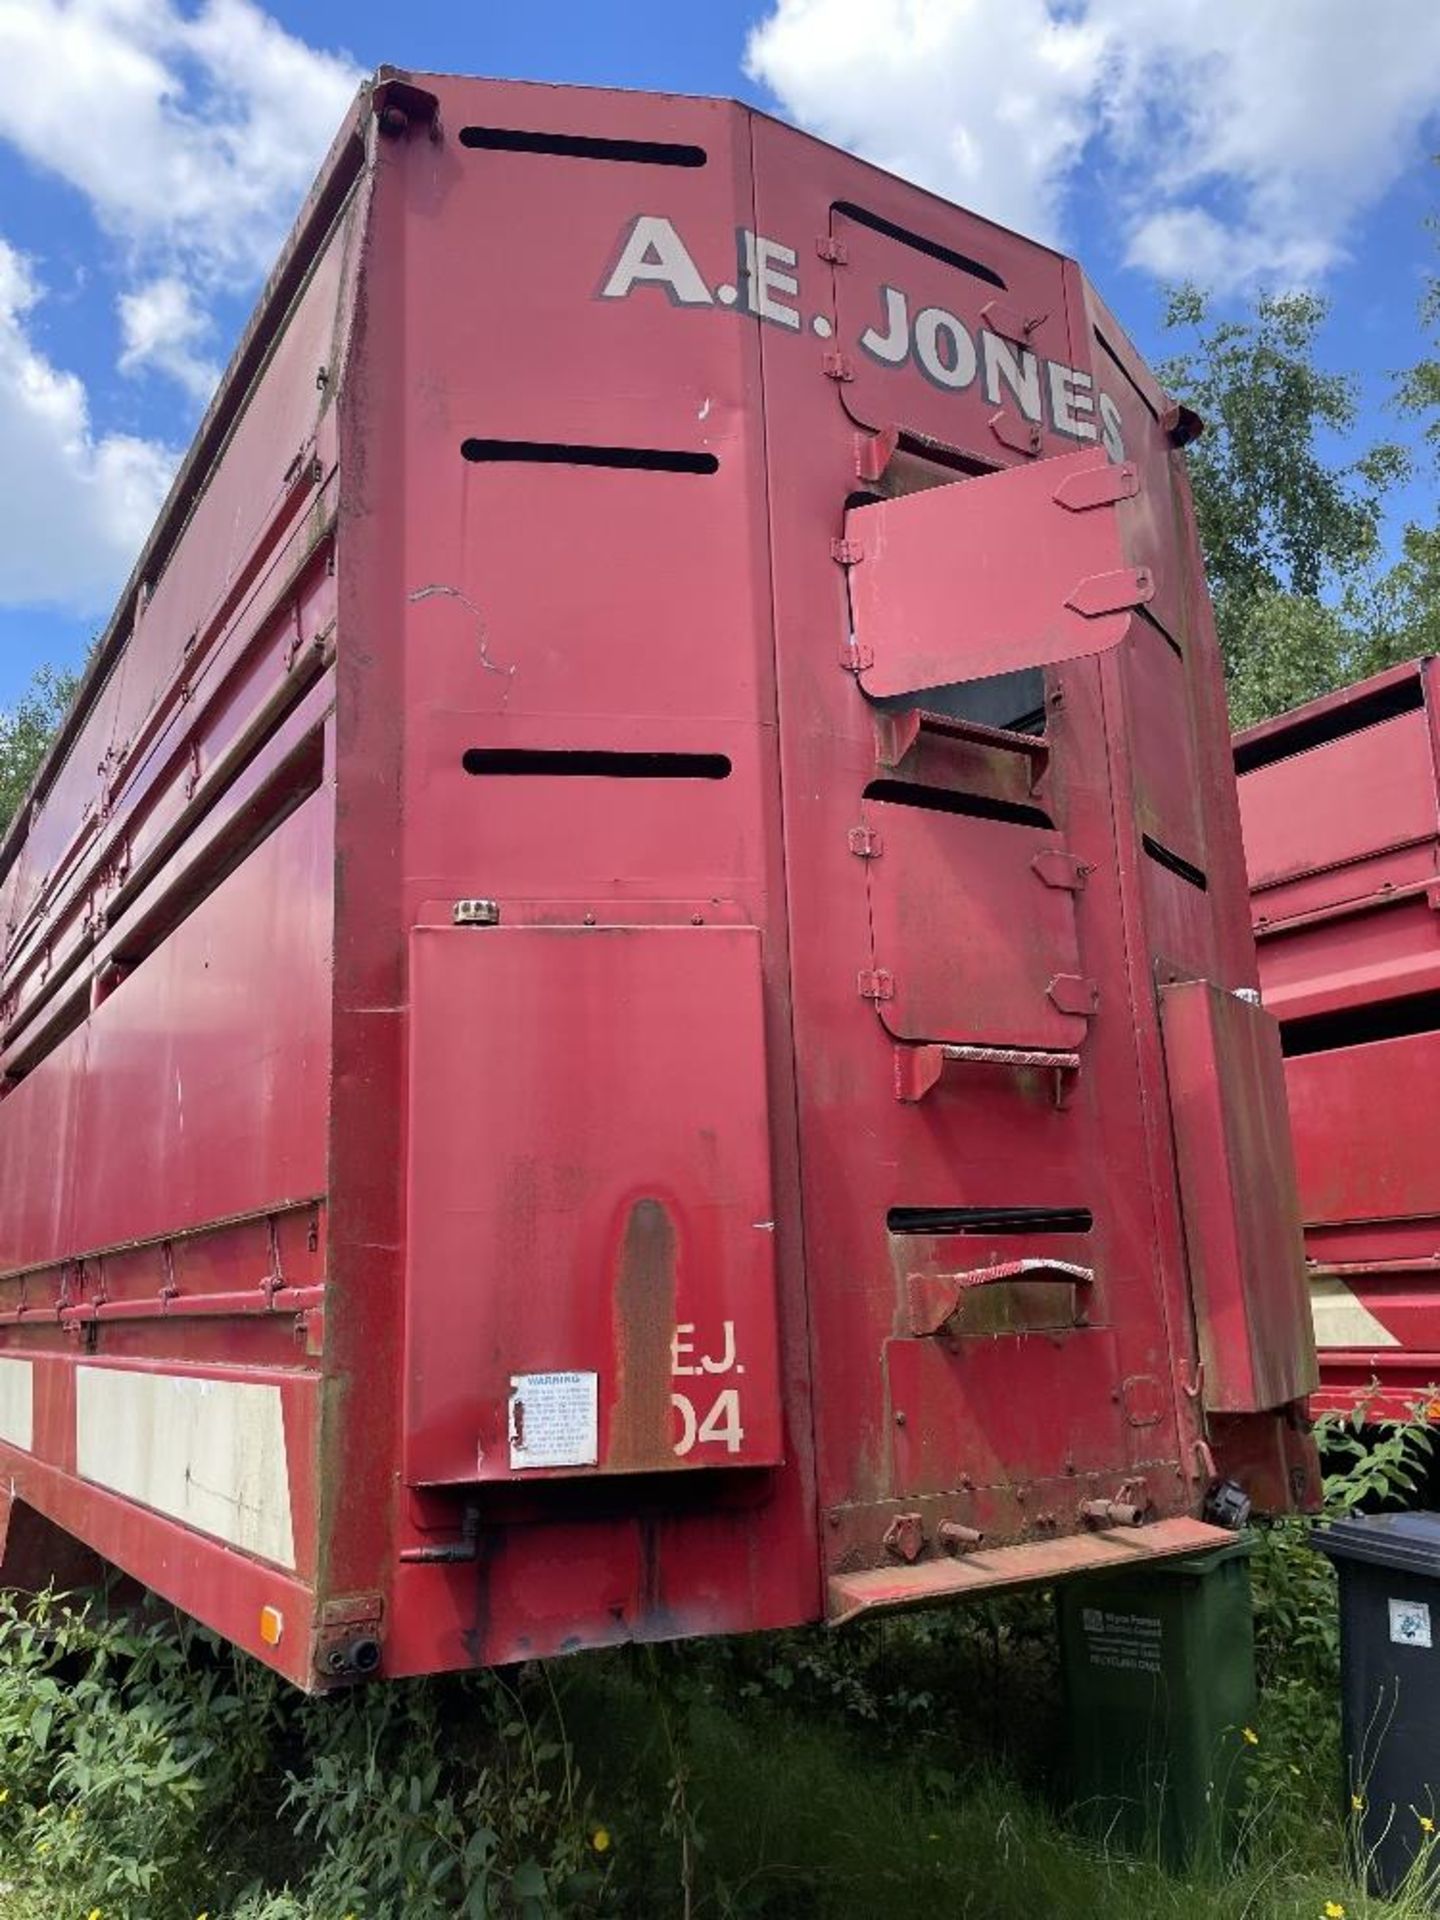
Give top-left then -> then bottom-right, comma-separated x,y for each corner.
745,0 -> 1106,245
0,0 -> 361,281
0,238 -> 175,612
745,0 -> 1440,291
0,0 -> 358,617
118,276 -> 219,402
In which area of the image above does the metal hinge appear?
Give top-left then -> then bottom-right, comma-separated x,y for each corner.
848,826 -> 882,859
858,968 -> 895,1002
1053,461 -> 1139,513
981,298 -> 1047,343
1066,567 -> 1154,619
816,236 -> 847,264
988,410 -> 1043,457
1031,849 -> 1091,892
1047,973 -> 1099,1017
831,537 -> 864,566
822,351 -> 855,383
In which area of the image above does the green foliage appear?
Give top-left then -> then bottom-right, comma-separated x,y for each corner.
1161,287 -> 1405,665
0,663 -> 80,835
1243,1407 -> 1435,1863
279,1673 -> 601,1918
0,1590 -> 602,1919
0,1457 -> 1437,1920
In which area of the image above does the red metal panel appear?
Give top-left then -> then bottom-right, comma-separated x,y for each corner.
1290,1031 -> 1440,1228
1239,660 -> 1440,1418
0,1030 -> 84,1274
1242,707 -> 1435,896
1159,980 -> 1316,1410
69,792 -> 332,1257
404,922 -> 782,1485
1125,621 -> 1206,874
846,447 -> 1149,696
864,799 -> 1088,1049
828,204 -> 1072,459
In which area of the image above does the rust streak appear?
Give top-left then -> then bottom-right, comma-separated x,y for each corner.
609,1197 -> 677,1472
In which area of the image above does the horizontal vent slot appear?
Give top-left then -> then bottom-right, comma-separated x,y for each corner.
461,439 -> 717,475
1282,992 -> 1440,1059
458,127 -> 706,168
832,201 -> 1005,290
1142,834 -> 1207,891
1235,675 -> 1425,774
463,749 -> 731,780
888,1206 -> 1093,1236
864,779 -> 1053,830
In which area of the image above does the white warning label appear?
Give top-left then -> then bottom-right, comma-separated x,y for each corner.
508,1371 -> 599,1471
1079,1606 -> 1163,1674
1389,1597 -> 1433,1649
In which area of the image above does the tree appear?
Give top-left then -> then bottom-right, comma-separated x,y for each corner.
1159,288 -> 1409,727
0,662 -> 81,836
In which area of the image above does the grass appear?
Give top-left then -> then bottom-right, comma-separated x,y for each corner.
0,1414 -> 1430,1915
0,1615 -> 1415,1919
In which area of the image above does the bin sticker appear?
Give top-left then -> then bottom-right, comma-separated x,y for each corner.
1389,1598 -> 1433,1649
508,1372 -> 599,1470
1079,1607 -> 1163,1674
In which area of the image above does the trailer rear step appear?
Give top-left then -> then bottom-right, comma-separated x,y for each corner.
828,1517 -> 1234,1625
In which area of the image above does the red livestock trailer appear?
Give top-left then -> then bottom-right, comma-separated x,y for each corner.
0,69 -> 1316,1688
1238,659 -> 1440,1421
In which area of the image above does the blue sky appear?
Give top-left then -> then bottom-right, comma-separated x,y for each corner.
1,0 -> 1437,708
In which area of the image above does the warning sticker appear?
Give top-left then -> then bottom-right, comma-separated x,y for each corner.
1079,1606 -> 1163,1675
508,1371 -> 599,1471
1389,1598 -> 1433,1649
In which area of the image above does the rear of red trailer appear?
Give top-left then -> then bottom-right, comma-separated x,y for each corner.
0,70 -> 1315,1688
1238,660 -> 1440,1419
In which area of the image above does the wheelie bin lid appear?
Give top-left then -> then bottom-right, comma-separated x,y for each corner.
1316,1512 -> 1440,1576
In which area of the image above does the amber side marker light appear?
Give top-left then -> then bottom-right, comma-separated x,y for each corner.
259,1606 -> 284,1647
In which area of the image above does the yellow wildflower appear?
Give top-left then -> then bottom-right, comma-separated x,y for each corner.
1242,1727 -> 1259,1746
592,1827 -> 612,1854
87,1910 -> 102,1920
1420,1813 -> 1435,1834
1324,1903 -> 1346,1919
0,1788 -> 9,1803
1351,1793 -> 1365,1812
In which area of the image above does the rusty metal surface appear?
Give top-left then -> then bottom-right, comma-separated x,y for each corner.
0,69 -> 1313,1687
1159,980 -> 1317,1410
829,1515 -> 1236,1625
403,922 -> 782,1483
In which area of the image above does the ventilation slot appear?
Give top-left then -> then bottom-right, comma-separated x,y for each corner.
461,439 -> 717,475
1282,992 -> 1440,1060
458,127 -> 706,168
1235,674 -> 1425,774
463,749 -> 731,781
888,1206 -> 1093,1236
831,201 -> 1005,289
867,665 -> 1047,736
864,779 -> 1053,830
1143,835 -> 1207,891
1094,327 -> 1158,422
